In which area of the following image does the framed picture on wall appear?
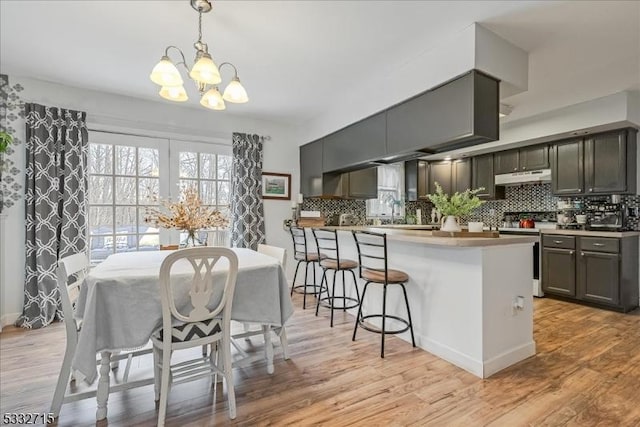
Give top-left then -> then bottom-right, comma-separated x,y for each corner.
261,172 -> 291,200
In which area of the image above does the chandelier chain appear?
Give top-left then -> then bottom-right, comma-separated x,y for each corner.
198,12 -> 203,44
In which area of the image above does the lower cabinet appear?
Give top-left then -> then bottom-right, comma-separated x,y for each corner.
542,234 -> 638,312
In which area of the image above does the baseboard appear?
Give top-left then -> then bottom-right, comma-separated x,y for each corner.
0,312 -> 20,332
419,335 -> 484,378
483,341 -> 536,378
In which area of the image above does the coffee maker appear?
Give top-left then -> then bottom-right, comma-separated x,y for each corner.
586,196 -> 627,230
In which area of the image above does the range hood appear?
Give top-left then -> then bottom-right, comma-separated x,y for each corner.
495,169 -> 551,185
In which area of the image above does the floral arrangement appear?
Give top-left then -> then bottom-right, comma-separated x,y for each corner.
427,182 -> 485,218
144,187 -> 229,243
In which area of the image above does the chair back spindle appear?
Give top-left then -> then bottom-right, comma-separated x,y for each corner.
352,231 -> 389,283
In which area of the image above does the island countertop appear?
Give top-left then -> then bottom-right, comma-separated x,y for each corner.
320,226 -> 538,247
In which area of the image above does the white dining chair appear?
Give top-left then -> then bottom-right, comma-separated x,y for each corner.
50,253 -> 152,420
152,247 -> 239,425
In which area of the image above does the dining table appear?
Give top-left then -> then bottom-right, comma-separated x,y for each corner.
72,248 -> 294,420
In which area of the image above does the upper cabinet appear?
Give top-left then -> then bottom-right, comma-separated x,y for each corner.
405,160 -> 429,201
300,139 -> 324,197
495,145 -> 549,174
386,71 -> 499,154
551,138 -> 584,195
584,130 -> 636,194
452,159 -> 472,193
323,168 -> 378,199
551,129 -> 637,196
472,153 -> 505,200
322,112 -> 386,173
428,161 -> 453,195
520,145 -> 549,171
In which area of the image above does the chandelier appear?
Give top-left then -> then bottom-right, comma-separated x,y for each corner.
149,0 -> 248,110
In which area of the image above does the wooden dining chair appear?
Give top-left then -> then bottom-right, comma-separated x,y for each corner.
152,247 -> 239,425
50,253 -> 152,420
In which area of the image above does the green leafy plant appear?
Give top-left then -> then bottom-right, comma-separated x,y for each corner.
0,131 -> 12,154
427,182 -> 485,217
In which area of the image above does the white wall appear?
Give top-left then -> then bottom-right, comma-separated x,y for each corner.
0,75 -> 300,328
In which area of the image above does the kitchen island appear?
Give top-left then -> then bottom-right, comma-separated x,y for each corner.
319,227 -> 538,378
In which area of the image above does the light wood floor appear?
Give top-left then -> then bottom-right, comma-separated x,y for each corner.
1,295 -> 640,426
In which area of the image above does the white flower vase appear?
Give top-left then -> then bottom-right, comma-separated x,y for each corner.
440,215 -> 461,232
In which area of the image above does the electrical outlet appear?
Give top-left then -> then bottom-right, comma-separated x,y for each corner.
512,295 -> 525,315
489,208 -> 496,216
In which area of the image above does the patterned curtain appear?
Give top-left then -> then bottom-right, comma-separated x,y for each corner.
230,132 -> 265,250
16,103 -> 88,329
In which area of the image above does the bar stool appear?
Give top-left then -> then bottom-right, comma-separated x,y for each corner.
351,230 -> 415,358
289,226 -> 321,309
312,228 -> 360,327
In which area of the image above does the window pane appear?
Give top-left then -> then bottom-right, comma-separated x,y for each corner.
179,179 -> 198,195
179,152 -> 198,178
200,153 -> 216,179
88,176 -> 112,204
90,236 -> 113,263
115,146 -> 137,176
138,148 -> 159,177
138,207 -> 159,234
217,155 -> 232,180
138,234 -> 160,251
115,206 -> 137,234
115,177 -> 137,205
89,206 -> 113,235
139,178 -> 159,205
217,181 -> 230,206
89,144 -> 112,175
200,181 -> 216,205
115,235 -> 136,253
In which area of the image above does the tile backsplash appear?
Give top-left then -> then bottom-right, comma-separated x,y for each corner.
300,184 -> 640,231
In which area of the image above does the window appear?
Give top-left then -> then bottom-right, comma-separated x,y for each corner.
178,150 -> 232,244
366,164 -> 405,219
87,133 -> 231,263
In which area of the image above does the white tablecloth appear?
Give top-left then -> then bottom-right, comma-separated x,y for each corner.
72,248 -> 294,383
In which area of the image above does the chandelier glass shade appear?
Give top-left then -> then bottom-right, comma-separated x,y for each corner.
149,0 -> 248,111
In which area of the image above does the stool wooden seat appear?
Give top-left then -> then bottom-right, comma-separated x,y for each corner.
289,226 -> 320,309
312,228 -> 361,327
352,230 -> 415,358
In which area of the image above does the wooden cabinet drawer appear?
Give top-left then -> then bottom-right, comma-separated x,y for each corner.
543,235 -> 576,249
579,237 -> 619,254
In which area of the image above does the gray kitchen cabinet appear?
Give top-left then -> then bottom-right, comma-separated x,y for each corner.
322,112 -> 386,173
348,167 -> 378,199
452,159 -> 472,193
300,139 -> 324,197
405,160 -> 429,201
578,250 -> 619,306
495,145 -> 549,174
584,129 -> 636,194
323,167 -> 378,199
542,247 -> 576,297
428,161 -> 452,195
542,234 -> 638,312
519,145 -> 549,171
551,128 -> 637,196
386,70 -> 499,154
494,150 -> 519,174
471,154 -> 504,200
551,139 -> 584,195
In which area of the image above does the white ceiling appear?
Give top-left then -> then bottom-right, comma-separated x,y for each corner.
1,1 -> 638,127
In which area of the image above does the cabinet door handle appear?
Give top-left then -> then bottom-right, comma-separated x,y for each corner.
580,252 -> 584,256
570,250 -> 575,255
553,240 -> 563,244
577,188 -> 582,192
522,166 -> 526,170
592,243 -> 605,247
589,188 -> 593,192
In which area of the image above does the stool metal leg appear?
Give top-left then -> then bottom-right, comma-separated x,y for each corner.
400,283 -> 416,347
342,270 -> 347,312
381,283 -> 388,358
315,269 -> 327,316
302,261 -> 309,309
330,271 -> 337,327
349,270 -> 360,305
291,260 -> 302,297
352,281 -> 371,341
